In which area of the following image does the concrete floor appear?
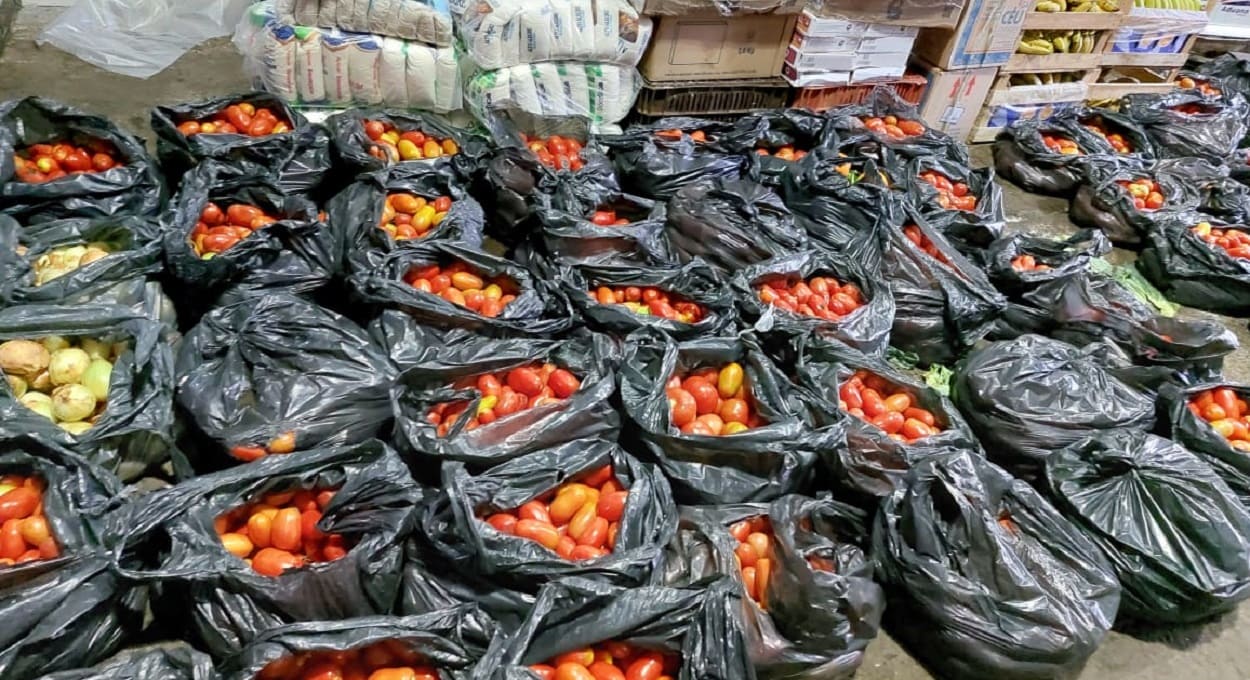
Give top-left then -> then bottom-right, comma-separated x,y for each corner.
4,6 -> 1250,679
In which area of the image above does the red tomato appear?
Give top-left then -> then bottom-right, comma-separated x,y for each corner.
548,369 -> 581,398
625,654 -> 665,680
597,491 -> 628,522
251,547 -> 302,576
668,388 -> 697,427
683,377 -> 720,416
507,367 -> 545,397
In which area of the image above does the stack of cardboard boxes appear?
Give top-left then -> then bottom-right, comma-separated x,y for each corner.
782,10 -> 919,87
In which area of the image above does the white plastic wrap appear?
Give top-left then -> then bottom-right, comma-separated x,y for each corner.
273,0 -> 454,45
463,61 -> 641,124
456,0 -> 652,70
234,3 -> 462,112
36,0 -> 250,78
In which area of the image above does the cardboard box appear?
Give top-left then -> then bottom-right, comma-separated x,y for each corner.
782,66 -> 852,86
789,31 -> 860,52
911,0 -> 1032,69
858,34 -> 917,52
639,13 -> 799,82
853,65 -> 909,81
642,0 -> 804,15
913,59 -> 997,141
806,0 -> 966,29
795,10 -> 869,36
784,47 -> 907,72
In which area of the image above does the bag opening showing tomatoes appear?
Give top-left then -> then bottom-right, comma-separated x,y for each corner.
861,115 -> 927,140
253,639 -> 441,680
0,474 -> 60,566
528,641 -> 680,680
177,103 -> 291,137
480,463 -> 626,562
403,261 -> 519,318
380,193 -> 453,241
755,273 -> 866,321
190,202 -> 281,258
428,363 -> 582,437
918,171 -> 976,211
588,286 -> 705,323
12,139 -> 123,184
1117,178 -> 1165,211
667,362 -> 765,436
1190,221 -> 1250,260
364,119 -> 459,164
214,486 -> 352,577
839,370 -> 944,443
522,134 -> 585,171
1188,387 -> 1250,452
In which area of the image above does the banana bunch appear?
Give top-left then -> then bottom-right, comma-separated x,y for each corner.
1009,71 -> 1084,86
1134,0 -> 1203,9
1035,0 -> 1118,12
1018,30 -> 1099,54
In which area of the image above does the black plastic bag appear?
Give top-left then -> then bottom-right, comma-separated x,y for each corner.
325,108 -> 490,180
1069,157 -> 1201,244
0,215 -> 171,322
618,330 -> 838,504
906,156 -> 1005,225
150,93 -> 332,199
559,259 -> 736,340
1071,107 -> 1155,158
481,577 -> 751,680
409,439 -> 676,622
174,293 -> 395,473
0,304 -> 175,481
872,449 -> 1120,680
474,120 -> 619,246
162,160 -> 336,318
993,118 -> 1115,197
780,147 -> 899,252
1122,90 -> 1250,162
952,334 -> 1156,480
0,97 -> 162,223
533,191 -> 673,266
739,109 -> 835,188
1018,273 -> 1238,379
349,241 -> 575,337
794,335 -> 979,499
0,436 -> 145,680
829,88 -> 970,164
37,644 -> 216,680
1194,54 -> 1250,97
883,211 -> 1006,367
663,496 -> 883,680
982,229 -> 1112,338
382,323 -> 619,470
1046,429 -> 1250,624
328,163 -> 486,274
1137,211 -> 1250,315
731,241 -> 894,356
603,117 -> 760,200
665,179 -> 807,273
1158,382 -> 1250,508
113,440 -> 420,658
219,607 -> 495,680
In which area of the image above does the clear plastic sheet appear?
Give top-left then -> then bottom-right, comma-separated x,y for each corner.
37,0 -> 250,78
274,0 -> 453,45
454,0 -> 652,70
463,60 -> 641,125
234,2 -> 462,112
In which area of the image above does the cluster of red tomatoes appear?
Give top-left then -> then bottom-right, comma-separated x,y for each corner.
667,362 -> 764,436
839,370 -> 944,443
214,487 -> 350,577
529,642 -> 680,680
427,364 -> 581,437
177,103 -> 290,137
656,129 -> 708,142
0,474 -> 59,566
403,262 -> 518,318
482,464 -> 626,562
755,145 -> 808,161
902,225 -> 953,267
1041,134 -> 1081,155
1011,254 -> 1052,272
589,286 -> 705,323
1189,387 -> 1250,452
380,193 -> 452,241
254,641 -> 440,680
191,202 -> 279,258
229,431 -> 298,463
1117,178 -> 1165,211
1171,102 -> 1213,116
918,171 -> 977,211
730,516 -> 776,608
755,274 -> 866,321
1191,221 -> 1250,260
364,119 -> 459,163
589,208 -> 632,227
1082,120 -> 1133,153
522,134 -> 585,171
861,115 -> 926,139
12,139 -> 121,184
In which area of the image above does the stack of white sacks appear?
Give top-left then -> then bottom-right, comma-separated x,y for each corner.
456,0 -> 654,125
233,0 -> 462,112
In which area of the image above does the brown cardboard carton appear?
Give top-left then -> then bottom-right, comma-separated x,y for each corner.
911,0 -> 1032,69
642,0 -> 804,15
639,13 -> 799,82
806,0 -> 966,28
913,59 -> 997,141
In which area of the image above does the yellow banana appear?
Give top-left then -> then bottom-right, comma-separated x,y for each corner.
1018,38 -> 1055,54
1036,1 -> 1064,10
1071,1 -> 1093,10
1072,31 -> 1084,52
1054,36 -> 1070,52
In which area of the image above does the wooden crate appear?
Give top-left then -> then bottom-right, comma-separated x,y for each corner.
1023,0 -> 1130,31
1101,34 -> 1199,67
633,77 -> 791,117
971,69 -> 1095,142
1086,64 -> 1182,100
1004,30 -> 1114,72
